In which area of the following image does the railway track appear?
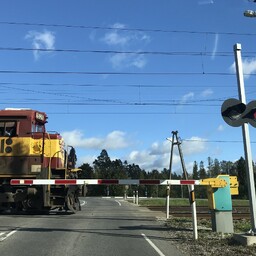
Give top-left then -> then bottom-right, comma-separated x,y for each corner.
146,205 -> 250,219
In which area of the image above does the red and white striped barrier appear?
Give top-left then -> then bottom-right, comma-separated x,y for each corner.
10,179 -> 201,186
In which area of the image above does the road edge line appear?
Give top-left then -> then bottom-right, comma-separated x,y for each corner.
141,233 -> 165,256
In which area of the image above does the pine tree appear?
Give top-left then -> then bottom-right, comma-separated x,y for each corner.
192,161 -> 199,179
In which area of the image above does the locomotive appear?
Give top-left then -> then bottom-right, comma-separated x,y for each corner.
0,108 -> 81,213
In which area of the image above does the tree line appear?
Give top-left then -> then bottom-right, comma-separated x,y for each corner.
78,149 -> 255,199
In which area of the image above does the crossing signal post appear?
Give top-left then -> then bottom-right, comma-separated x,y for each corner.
221,43 -> 256,235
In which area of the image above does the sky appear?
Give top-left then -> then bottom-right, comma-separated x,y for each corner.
1,1 -> 256,174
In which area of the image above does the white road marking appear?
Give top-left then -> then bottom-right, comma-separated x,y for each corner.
115,200 -> 121,206
0,229 -> 18,242
141,233 -> 165,256
80,200 -> 87,206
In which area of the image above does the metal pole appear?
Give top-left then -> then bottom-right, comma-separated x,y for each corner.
190,185 -> 198,240
166,185 -> 170,219
234,43 -> 256,233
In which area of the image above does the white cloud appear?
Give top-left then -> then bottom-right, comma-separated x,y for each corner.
198,0 -> 214,5
99,23 -> 150,69
126,136 -> 207,172
101,23 -> 150,47
200,89 -> 213,97
217,124 -> 224,132
103,30 -> 130,46
182,137 -> 207,155
127,149 -> 169,171
178,92 -> 194,108
149,140 -> 170,155
179,90 -> 212,108
112,23 -> 126,29
242,58 -> 256,77
25,30 -> 55,60
230,58 -> 256,79
67,129 -> 208,173
211,33 -> 219,60
61,130 -> 130,150
110,53 -> 128,68
110,53 -> 146,69
131,55 -> 146,68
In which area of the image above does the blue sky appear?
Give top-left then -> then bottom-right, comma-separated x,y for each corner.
1,1 -> 256,174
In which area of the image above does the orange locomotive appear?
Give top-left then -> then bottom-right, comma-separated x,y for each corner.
0,108 -> 81,213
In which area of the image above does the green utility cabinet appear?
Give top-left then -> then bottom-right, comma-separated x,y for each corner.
206,175 -> 239,233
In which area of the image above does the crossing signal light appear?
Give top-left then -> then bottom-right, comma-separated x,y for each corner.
221,98 -> 256,128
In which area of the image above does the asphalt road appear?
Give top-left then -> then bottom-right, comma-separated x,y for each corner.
0,197 -> 184,256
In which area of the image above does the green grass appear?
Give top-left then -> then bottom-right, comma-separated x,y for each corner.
166,217 -> 251,233
232,199 -> 249,206
138,198 -> 249,207
138,198 -> 207,206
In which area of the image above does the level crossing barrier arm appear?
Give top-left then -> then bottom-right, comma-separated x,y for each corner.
9,177 -> 236,187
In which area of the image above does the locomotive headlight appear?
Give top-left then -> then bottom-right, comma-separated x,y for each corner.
6,138 -> 13,145
5,146 -> 12,153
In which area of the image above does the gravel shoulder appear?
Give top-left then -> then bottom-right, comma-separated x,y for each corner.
158,216 -> 256,256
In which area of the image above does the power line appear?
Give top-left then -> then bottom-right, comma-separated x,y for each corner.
3,46 -> 256,59
0,81 -> 244,88
47,111 -> 218,114
0,84 -> 229,105
0,83 -> 241,105
0,70 -> 240,76
0,82 -> 246,106
183,139 -> 256,143
0,47 -> 238,57
0,21 -> 256,37
0,101 -> 221,106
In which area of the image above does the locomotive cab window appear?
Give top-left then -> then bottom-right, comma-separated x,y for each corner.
0,121 -> 17,137
32,122 -> 45,133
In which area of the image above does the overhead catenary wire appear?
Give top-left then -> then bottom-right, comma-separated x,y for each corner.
0,22 -> 255,83
2,21 -> 256,119
183,139 -> 256,143
1,20 -> 256,37
0,46 -> 255,57
0,70 -> 250,76
1,47 -> 256,59
0,84 -> 234,105
0,99 -> 224,106
0,82 -> 242,88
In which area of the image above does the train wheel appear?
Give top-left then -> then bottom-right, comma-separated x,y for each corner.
21,196 -> 43,212
66,190 -> 81,213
